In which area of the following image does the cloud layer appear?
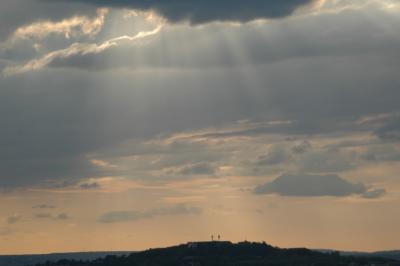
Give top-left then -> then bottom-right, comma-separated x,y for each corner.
0,1 -> 399,192
254,174 -> 386,198
59,0 -> 316,24
98,204 -> 201,223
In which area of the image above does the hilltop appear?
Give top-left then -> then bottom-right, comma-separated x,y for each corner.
31,241 -> 400,266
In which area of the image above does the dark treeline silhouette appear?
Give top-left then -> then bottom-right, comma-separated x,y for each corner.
34,241 -> 400,266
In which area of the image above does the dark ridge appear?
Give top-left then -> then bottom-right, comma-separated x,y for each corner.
29,241 -> 400,266
0,252 -> 132,266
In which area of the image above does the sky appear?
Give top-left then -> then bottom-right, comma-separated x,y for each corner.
0,0 -> 400,255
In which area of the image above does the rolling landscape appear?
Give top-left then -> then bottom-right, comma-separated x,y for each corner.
1,242 -> 399,266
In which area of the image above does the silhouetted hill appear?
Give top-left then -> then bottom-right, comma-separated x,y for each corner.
342,251 -> 400,262
30,241 -> 400,266
372,251 -> 400,262
317,249 -> 400,261
0,252 -> 131,266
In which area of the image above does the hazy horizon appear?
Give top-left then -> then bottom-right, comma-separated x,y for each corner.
1,0 -> 399,255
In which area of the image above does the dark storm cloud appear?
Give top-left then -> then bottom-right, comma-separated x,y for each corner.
1,3 -> 400,189
0,75 -> 121,189
1,51 -> 400,189
58,0 -> 315,24
254,174 -> 385,198
0,156 -> 99,189
30,6 -> 400,82
98,204 -> 201,223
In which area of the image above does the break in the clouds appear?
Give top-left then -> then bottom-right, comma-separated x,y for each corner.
58,0 -> 317,24
98,204 -> 201,223
254,174 -> 386,198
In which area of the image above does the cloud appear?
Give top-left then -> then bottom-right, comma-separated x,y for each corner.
254,173 -> 385,198
33,213 -> 71,220
80,182 -> 100,189
256,145 -> 290,166
360,144 -> 400,163
34,213 -> 52,219
33,204 -> 56,209
7,214 -> 22,225
56,213 -> 70,220
6,8 -> 107,44
149,205 -> 201,216
177,162 -> 216,176
98,204 -> 201,223
0,0 -> 96,40
56,0 -> 317,24
17,7 -> 400,73
375,118 -> 400,142
3,25 -> 162,76
1,2 -> 400,190
299,150 -> 354,172
292,140 -> 312,154
0,156 -> 99,189
98,210 -> 148,223
362,188 -> 387,199
0,227 -> 13,236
